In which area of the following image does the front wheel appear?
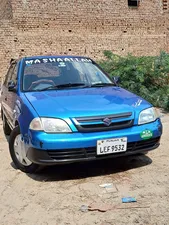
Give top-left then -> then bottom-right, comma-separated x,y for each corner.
9,126 -> 39,173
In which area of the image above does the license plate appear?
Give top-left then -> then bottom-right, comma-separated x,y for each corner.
97,137 -> 127,155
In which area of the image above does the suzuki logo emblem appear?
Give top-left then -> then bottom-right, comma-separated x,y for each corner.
103,118 -> 112,126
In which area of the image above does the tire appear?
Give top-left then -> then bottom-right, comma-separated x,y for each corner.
3,114 -> 11,135
9,126 -> 39,173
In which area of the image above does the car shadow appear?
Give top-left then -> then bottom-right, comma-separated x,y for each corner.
26,154 -> 152,182
5,134 -> 10,142
5,135 -> 18,170
10,162 -> 17,169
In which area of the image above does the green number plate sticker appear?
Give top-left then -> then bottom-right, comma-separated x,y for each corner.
140,130 -> 153,140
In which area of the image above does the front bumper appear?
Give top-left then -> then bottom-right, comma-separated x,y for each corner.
27,137 -> 161,165
26,119 -> 162,165
28,119 -> 162,149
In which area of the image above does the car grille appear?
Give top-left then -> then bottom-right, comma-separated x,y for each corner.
72,112 -> 134,132
47,137 -> 160,161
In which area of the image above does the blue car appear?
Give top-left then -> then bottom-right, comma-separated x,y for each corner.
1,56 -> 162,173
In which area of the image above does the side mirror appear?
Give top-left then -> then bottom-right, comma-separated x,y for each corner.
113,76 -> 121,86
8,80 -> 17,92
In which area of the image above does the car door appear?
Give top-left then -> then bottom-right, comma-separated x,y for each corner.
1,62 -> 18,128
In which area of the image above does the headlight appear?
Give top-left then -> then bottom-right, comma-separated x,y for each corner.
138,107 -> 159,125
29,118 -> 72,133
29,118 -> 43,131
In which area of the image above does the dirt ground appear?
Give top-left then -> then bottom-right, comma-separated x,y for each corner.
0,112 -> 169,225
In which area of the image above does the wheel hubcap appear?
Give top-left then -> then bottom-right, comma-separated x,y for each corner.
14,134 -> 32,166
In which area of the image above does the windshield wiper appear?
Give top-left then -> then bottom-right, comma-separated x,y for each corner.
90,83 -> 114,87
36,82 -> 114,91
38,83 -> 87,91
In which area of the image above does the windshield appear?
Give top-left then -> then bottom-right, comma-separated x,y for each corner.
22,57 -> 112,91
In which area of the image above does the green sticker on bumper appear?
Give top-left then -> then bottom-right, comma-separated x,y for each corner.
140,130 -> 153,140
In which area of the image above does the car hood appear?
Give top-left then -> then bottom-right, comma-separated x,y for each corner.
24,87 -> 152,118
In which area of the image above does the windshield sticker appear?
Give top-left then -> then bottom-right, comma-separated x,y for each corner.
25,57 -> 92,65
58,62 -> 66,67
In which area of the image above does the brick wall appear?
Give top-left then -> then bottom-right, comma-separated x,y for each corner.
0,0 -> 13,79
0,0 -> 12,20
0,0 -> 169,78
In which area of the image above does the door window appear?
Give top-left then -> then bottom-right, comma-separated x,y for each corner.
11,64 -> 18,83
4,63 -> 15,87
